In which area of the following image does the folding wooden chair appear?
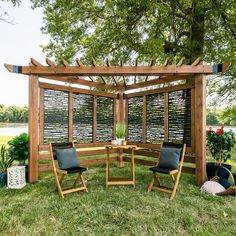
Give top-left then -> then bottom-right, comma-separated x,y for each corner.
147,142 -> 186,200
49,142 -> 88,198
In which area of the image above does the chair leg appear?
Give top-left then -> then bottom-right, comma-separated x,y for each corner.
54,172 -> 64,198
80,175 -> 88,192
147,177 -> 155,192
73,174 -> 81,187
170,173 -> 181,200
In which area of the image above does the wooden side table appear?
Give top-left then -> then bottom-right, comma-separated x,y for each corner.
105,145 -> 136,190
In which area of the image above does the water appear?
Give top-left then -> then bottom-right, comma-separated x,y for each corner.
0,123 -> 28,136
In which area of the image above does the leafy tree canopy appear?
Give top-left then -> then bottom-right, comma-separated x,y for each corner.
31,0 -> 236,102
0,0 -> 21,23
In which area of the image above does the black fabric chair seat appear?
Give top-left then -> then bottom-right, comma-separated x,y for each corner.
149,166 -> 177,174
62,166 -> 87,174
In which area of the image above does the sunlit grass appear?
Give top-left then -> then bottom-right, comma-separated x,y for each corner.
0,136 -> 13,145
0,164 -> 236,235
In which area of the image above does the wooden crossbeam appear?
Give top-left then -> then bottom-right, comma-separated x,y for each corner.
30,58 -> 43,67
106,59 -> 118,86
4,63 -> 227,76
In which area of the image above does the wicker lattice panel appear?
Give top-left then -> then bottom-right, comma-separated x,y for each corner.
146,93 -> 165,143
44,89 -> 69,143
168,89 -> 191,146
96,96 -> 114,142
128,96 -> 143,142
73,93 -> 93,143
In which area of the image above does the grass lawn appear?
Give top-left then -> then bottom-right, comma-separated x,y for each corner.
1,163 -> 236,236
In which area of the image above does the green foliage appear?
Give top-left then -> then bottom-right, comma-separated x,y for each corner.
0,105 -> 28,123
116,122 -> 126,139
8,133 -> 29,165
207,126 -> 235,163
206,109 -> 219,126
0,145 -> 14,173
31,0 -> 236,103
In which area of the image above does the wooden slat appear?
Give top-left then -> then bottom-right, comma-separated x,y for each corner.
68,91 -> 73,142
113,98 -> 117,139
191,88 -> 195,151
142,95 -> 147,143
125,75 -> 188,91
28,74 -> 39,183
195,74 -> 206,185
39,88 -> 44,145
125,83 -> 194,98
39,82 -> 117,98
4,63 -> 223,76
38,157 -> 117,171
93,96 -> 97,143
164,92 -> 169,142
39,142 -> 113,151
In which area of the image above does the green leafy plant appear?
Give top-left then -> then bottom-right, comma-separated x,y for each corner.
116,123 -> 126,139
207,126 -> 235,164
0,145 -> 14,173
8,133 -> 29,165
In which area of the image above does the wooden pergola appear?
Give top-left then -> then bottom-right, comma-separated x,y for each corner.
4,58 -> 229,185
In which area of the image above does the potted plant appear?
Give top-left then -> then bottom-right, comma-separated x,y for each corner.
8,133 -> 29,165
206,125 -> 235,179
0,145 -> 14,188
116,122 -> 126,145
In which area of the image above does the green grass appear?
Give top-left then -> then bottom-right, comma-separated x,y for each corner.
1,164 -> 236,236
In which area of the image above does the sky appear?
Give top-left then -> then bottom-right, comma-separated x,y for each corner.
0,0 -> 48,106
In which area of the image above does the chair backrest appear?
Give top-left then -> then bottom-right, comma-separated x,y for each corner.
50,142 -> 74,160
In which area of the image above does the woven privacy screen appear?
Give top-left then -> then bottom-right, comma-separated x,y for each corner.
168,89 -> 191,146
73,93 -> 93,143
146,93 -> 165,143
96,96 -> 114,142
44,89 -> 69,143
128,96 -> 143,142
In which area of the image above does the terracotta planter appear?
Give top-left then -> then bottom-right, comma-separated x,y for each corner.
206,162 -> 232,180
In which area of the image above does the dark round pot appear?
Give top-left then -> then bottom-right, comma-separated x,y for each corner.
0,172 -> 7,188
206,162 -> 232,180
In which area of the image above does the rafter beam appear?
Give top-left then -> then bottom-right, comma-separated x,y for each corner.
106,59 -> 118,86
62,59 -> 70,67
4,63 -> 227,76
191,57 -> 202,66
177,57 -> 185,66
134,58 -> 138,84
163,58 -> 169,66
145,59 -> 155,81
45,58 -> 55,67
125,75 -> 189,91
30,58 -> 43,67
92,58 -> 106,84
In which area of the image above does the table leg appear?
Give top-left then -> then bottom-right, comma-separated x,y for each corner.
131,147 -> 135,188
106,147 -> 110,190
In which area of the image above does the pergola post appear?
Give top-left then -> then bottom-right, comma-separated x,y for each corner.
117,91 -> 125,167
195,74 -> 207,186
28,74 -> 39,183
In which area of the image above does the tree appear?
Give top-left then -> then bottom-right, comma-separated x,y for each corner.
0,0 -> 21,23
31,0 -> 236,102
